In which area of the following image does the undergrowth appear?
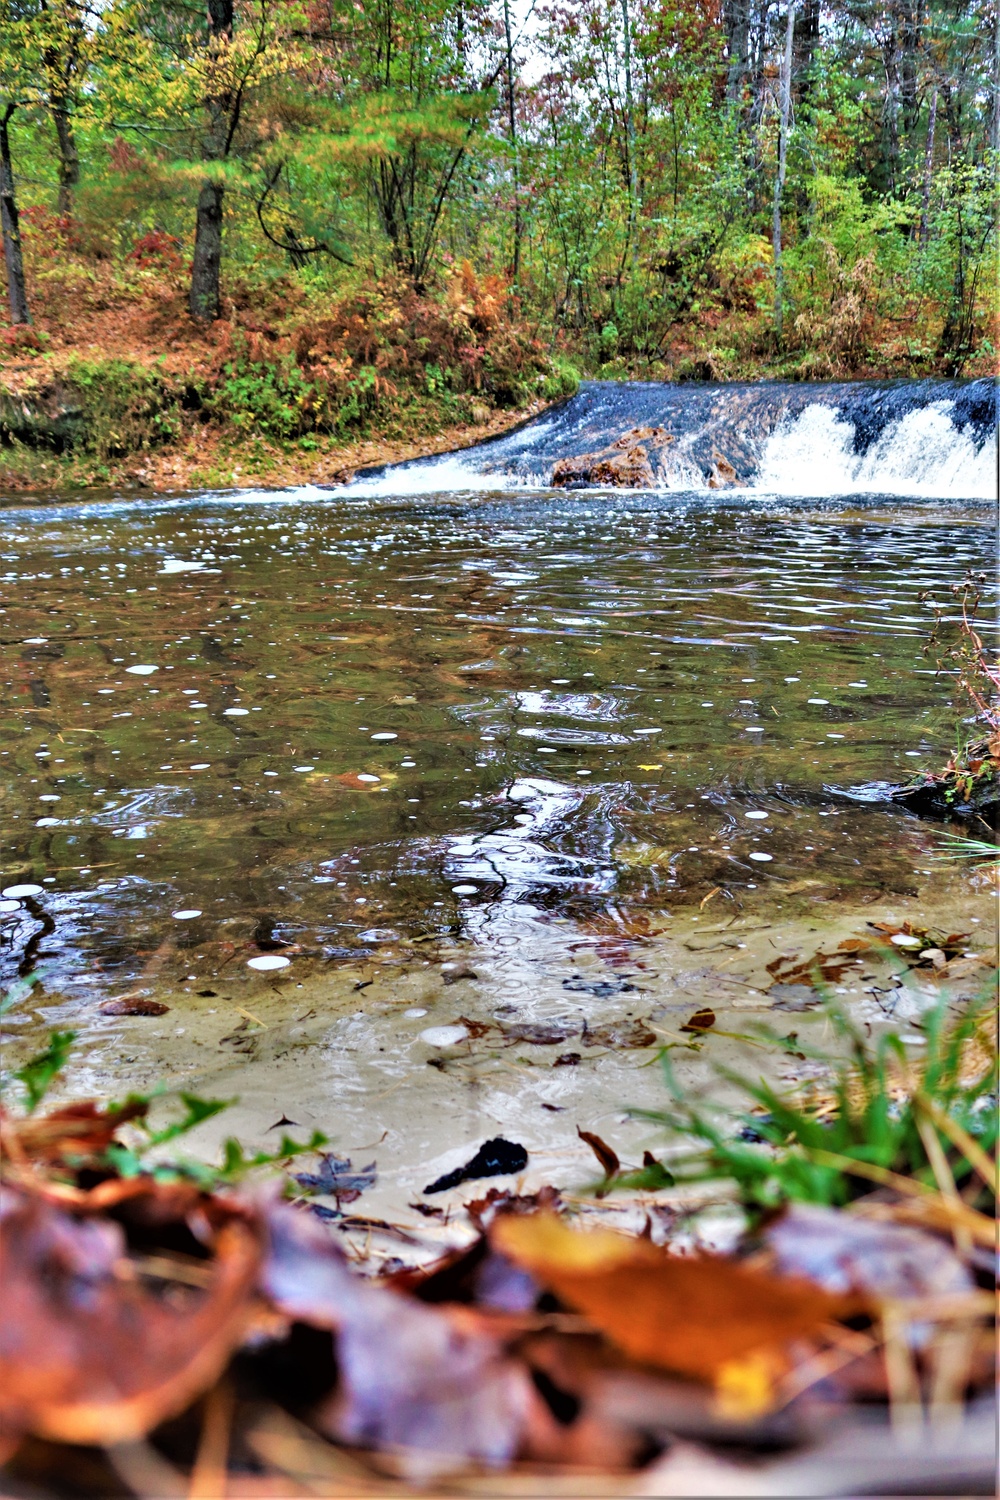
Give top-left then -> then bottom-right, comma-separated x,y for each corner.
1,1028 -> 326,1190
0,262 -> 580,484
626,994 -> 998,1216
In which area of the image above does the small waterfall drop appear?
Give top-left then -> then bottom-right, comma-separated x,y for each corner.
344,377 -> 996,500
756,401 -> 994,497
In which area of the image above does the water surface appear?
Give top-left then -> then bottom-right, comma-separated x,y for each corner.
0,477 -> 994,1225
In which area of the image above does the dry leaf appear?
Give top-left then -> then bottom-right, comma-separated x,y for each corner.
0,1184 -> 262,1445
577,1128 -> 621,1178
491,1213 -> 852,1384
0,1099 -> 148,1167
680,1009 -> 716,1033
261,1204 -> 531,1477
762,1203 -> 974,1301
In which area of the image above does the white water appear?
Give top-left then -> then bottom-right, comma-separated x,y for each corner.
340,396 -> 995,500
756,402 -> 995,499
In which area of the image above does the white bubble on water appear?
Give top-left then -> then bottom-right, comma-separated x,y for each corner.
247,954 -> 291,970
419,1024 -> 469,1047
172,909 -> 202,920
451,884 -> 478,895
224,708 -> 249,716
807,698 -> 829,705
370,732 -> 397,741
0,899 -> 21,913
745,811 -> 769,819
405,1007 -> 428,1018
356,773 -> 380,783
748,852 -> 773,862
190,763 -> 211,771
2,884 -> 43,898
125,665 -> 158,675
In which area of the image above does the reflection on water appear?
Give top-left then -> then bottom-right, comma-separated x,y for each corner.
0,487 -> 992,1010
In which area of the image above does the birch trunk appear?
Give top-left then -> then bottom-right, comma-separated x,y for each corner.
772,2 -> 796,343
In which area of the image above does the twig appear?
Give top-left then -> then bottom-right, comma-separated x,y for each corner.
188,1379 -> 235,1499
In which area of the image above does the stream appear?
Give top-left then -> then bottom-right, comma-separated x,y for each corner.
1,378 -> 995,1251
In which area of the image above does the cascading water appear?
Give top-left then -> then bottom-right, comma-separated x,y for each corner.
345,376 -> 996,499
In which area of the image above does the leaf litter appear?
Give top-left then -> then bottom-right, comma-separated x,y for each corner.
0,1006 -> 995,1498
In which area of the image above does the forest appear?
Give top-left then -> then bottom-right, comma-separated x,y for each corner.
0,0 -> 996,482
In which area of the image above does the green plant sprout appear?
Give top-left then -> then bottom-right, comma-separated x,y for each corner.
624,993 -> 997,1216
1,1029 -> 327,1189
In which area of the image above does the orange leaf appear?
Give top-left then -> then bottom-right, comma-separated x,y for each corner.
491,1214 -> 852,1383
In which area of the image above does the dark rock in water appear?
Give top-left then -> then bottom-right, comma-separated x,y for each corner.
890,777 -> 999,828
840,772 -> 999,829
100,996 -> 170,1016
424,1137 -> 528,1194
550,425 -> 673,488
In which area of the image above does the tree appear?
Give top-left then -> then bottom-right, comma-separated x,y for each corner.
40,0 -> 89,215
0,0 -> 45,325
98,0 -> 303,321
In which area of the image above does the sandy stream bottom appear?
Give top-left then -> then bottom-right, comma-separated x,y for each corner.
34,865 -> 995,1269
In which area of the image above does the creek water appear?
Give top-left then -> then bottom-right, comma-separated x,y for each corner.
1,379 -> 995,1243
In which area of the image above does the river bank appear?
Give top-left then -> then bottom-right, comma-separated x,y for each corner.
2,253 -> 993,497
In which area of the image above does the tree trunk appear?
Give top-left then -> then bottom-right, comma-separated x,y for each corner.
0,105 -> 31,326
772,2 -> 796,343
189,179 -> 224,322
919,87 -> 937,245
792,0 -> 819,113
51,99 -> 79,217
189,0 -> 234,323
502,0 -> 521,283
620,0 -> 639,263
723,0 -> 751,108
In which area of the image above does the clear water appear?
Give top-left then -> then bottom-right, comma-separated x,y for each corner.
0,486 -> 992,1015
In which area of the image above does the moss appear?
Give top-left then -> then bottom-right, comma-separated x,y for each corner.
0,359 -> 181,461
63,358 -> 181,459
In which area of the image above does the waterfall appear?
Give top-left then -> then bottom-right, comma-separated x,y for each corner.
343,377 -> 996,499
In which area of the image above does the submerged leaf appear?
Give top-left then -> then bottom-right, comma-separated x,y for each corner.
294,1153 -> 377,1196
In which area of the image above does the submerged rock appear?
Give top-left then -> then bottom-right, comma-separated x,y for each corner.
550,425 -> 673,489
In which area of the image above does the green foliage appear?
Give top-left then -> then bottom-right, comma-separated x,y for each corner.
2,0 -> 994,421
3,1028 -> 328,1186
929,833 -> 999,866
541,356 -> 581,401
102,1084 -> 329,1187
11,1029 -> 76,1113
65,358 -> 180,458
627,996 -> 997,1214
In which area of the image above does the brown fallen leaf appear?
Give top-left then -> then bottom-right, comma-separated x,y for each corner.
0,1099 -> 148,1167
100,996 -> 170,1017
680,1009 -> 716,1033
491,1213 -> 854,1385
501,1019 -> 579,1045
0,1183 -> 262,1446
577,1128 -> 621,1179
582,1019 -> 657,1049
